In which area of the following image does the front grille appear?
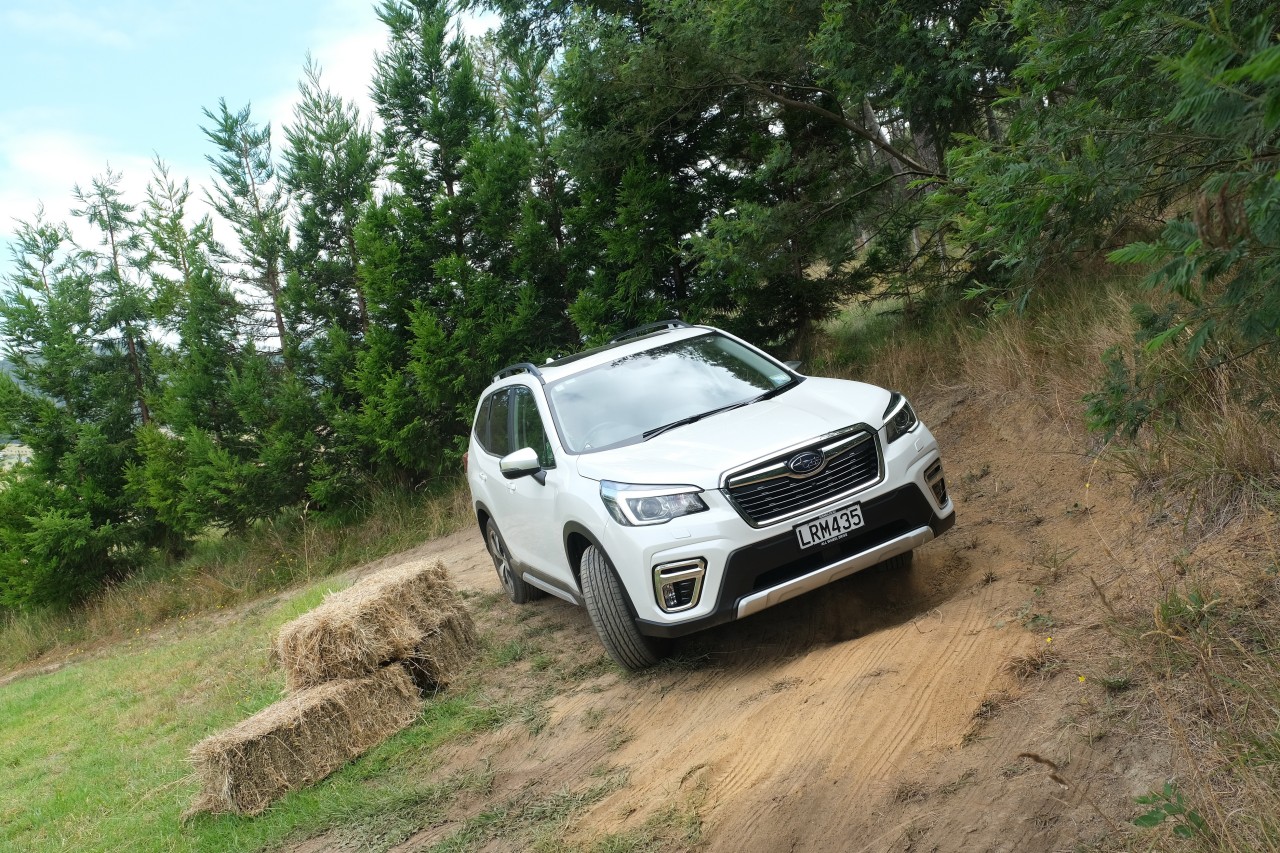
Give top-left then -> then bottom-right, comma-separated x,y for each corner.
725,428 -> 881,526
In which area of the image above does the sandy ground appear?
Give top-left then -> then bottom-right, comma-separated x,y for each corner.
292,386 -> 1209,853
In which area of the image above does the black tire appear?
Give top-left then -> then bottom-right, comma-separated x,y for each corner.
878,549 -> 914,572
485,519 -> 543,604
580,545 -> 668,671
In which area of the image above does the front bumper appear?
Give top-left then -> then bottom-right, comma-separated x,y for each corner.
633,482 -> 954,638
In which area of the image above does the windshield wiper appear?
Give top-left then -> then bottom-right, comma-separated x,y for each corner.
641,380 -> 801,441
641,401 -> 748,440
748,379 -> 799,404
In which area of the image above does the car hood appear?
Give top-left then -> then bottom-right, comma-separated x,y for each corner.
573,377 -> 892,487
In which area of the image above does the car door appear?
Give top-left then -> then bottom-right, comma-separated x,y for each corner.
502,385 -> 570,585
471,385 -> 514,521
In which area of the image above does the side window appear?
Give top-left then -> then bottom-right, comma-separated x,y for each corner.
488,390 -> 512,456
512,386 -> 556,469
473,394 -> 494,451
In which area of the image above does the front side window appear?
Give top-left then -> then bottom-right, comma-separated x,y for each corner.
512,386 -> 556,468
546,332 -> 797,453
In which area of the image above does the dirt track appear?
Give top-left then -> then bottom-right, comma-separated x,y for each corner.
330,389 -> 1185,851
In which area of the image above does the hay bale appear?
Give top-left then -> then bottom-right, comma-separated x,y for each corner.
274,559 -> 476,691
189,664 -> 422,816
404,604 -> 480,693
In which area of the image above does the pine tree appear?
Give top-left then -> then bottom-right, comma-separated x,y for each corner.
126,161 -> 264,538
72,169 -> 155,427
351,0 -> 511,479
142,159 -> 243,438
283,57 -> 380,340
0,207 -> 150,606
202,100 -> 293,364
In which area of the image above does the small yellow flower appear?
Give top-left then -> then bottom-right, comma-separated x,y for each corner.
1077,675 -> 1086,683
1045,637 -> 1052,643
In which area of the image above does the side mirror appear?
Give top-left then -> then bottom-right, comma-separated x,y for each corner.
783,359 -> 803,372
500,446 -> 542,480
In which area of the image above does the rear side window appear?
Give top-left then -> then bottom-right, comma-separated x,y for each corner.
475,389 -> 511,456
474,395 -> 494,449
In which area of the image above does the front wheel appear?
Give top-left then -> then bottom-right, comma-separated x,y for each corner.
486,520 -> 543,604
878,549 -> 914,572
580,545 -> 668,671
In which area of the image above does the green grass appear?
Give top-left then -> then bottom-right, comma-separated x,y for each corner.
2,580 -> 295,852
0,475 -> 637,852
0,569 -> 531,853
810,296 -> 908,374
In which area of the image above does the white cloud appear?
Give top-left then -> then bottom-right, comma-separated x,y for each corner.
0,0 -> 501,272
256,0 -> 387,141
260,0 -> 500,144
307,1 -> 389,118
461,9 -> 501,39
0,120 -> 206,265
0,125 -> 111,244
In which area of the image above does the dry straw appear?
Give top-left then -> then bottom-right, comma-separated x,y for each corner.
274,558 -> 477,692
403,605 -> 479,693
188,664 -> 422,815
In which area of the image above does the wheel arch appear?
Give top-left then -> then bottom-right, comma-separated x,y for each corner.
562,521 -> 606,594
474,500 -> 493,538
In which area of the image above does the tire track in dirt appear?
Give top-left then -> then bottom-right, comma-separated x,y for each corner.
574,570 -> 1029,852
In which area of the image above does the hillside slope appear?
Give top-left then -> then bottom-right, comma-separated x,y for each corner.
296,384 -> 1234,852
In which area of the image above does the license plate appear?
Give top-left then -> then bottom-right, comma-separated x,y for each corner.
795,501 -> 864,549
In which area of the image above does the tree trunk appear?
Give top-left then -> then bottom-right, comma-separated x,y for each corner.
863,99 -> 924,266
124,326 -> 151,425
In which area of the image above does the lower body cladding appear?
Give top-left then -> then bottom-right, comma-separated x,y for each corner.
634,483 -> 955,639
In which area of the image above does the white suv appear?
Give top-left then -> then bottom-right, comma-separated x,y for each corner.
466,321 -> 954,669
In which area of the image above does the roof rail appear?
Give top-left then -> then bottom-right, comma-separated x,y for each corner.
608,318 -> 692,345
493,362 -> 546,385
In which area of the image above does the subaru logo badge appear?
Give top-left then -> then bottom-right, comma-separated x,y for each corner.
787,450 -> 824,476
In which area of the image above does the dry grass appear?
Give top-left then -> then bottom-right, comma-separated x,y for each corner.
1110,575 -> 1280,851
817,275 -> 1143,430
0,482 -> 472,673
188,664 -> 423,816
274,558 -> 477,692
1105,355 -> 1280,536
403,606 -> 480,693
824,275 -> 1280,525
1005,646 -> 1063,680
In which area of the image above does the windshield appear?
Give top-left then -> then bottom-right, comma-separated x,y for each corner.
546,332 -> 797,453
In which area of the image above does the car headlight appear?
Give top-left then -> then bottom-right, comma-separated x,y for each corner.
884,393 -> 918,444
600,481 -> 708,526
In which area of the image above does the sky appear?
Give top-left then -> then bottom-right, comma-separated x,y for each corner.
0,0 -> 489,282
